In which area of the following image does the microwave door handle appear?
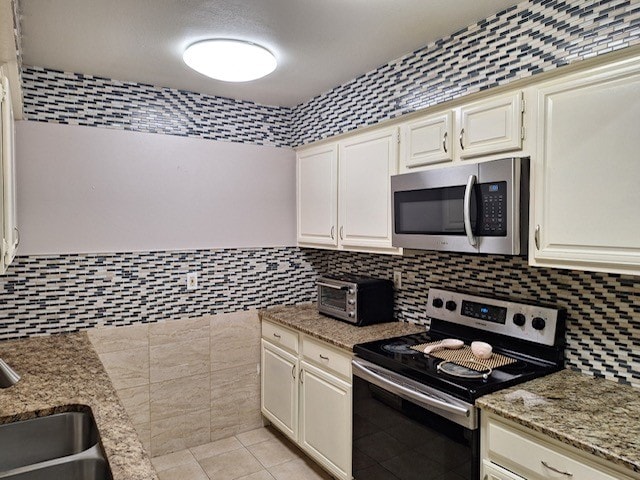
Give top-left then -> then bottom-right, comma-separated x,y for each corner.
316,282 -> 348,290
463,174 -> 477,247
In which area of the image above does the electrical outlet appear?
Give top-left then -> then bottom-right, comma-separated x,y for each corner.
393,270 -> 402,290
186,272 -> 198,290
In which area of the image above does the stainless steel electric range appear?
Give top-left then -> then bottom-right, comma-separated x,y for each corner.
352,288 -> 566,480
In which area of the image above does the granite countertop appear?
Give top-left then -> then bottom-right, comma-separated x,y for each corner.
260,303 -> 425,350
477,369 -> 640,475
0,333 -> 158,480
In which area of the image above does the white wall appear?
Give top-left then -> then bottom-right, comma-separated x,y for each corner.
16,121 -> 297,254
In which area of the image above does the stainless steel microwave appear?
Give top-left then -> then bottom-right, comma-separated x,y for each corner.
391,157 -> 529,255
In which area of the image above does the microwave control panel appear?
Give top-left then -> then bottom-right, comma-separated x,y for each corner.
476,181 -> 507,236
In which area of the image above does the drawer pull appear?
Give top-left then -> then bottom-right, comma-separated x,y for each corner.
273,333 -> 281,339
319,354 -> 329,360
300,369 -> 305,384
541,460 -> 573,477
291,364 -> 296,379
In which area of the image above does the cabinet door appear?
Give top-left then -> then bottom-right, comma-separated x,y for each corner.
338,127 -> 398,249
459,91 -> 523,158
400,111 -> 453,170
532,58 -> 640,275
299,361 -> 352,480
260,340 -> 298,442
482,460 -> 525,480
296,144 -> 338,246
0,73 -> 17,274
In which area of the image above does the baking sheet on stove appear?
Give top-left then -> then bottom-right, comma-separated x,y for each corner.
410,342 -> 517,371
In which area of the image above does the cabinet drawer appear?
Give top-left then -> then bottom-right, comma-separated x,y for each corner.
262,321 -> 298,353
302,336 -> 351,380
487,419 -> 624,480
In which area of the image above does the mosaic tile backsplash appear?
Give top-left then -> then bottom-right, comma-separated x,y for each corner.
308,248 -> 640,388
21,67 -> 293,148
291,0 -> 640,145
0,247 -> 324,340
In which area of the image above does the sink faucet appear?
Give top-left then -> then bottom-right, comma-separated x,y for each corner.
0,358 -> 20,388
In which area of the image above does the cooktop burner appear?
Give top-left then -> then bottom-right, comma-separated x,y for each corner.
353,288 -> 566,403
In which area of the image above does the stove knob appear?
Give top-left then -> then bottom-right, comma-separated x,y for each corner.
445,300 -> 457,311
532,317 -> 546,330
513,313 -> 526,327
432,298 -> 444,308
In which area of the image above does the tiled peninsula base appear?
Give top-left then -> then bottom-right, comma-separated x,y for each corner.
88,310 -> 262,456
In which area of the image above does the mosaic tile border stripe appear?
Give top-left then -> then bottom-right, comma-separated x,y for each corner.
307,248 -> 640,389
0,247 -> 326,340
21,67 -> 293,148
291,0 -> 640,146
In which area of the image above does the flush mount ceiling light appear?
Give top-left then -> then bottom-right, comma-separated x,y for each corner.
183,39 -> 277,82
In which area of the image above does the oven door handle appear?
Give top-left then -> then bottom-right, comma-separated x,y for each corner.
352,359 -> 471,418
463,174 -> 477,247
316,282 -> 348,290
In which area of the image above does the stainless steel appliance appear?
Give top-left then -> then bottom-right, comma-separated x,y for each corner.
352,287 -> 565,480
317,275 -> 394,326
391,157 -> 529,254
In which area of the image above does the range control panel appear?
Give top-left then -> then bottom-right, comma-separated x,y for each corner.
426,288 -> 563,346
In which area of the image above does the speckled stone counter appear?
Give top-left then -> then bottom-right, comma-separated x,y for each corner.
259,304 -> 425,350
477,369 -> 640,475
0,333 -> 158,480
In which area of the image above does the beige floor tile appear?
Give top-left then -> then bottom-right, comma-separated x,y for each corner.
236,470 -> 276,480
199,448 -> 264,480
149,337 -> 210,383
98,347 -> 149,389
157,462 -> 209,480
150,373 -> 210,421
268,457 -> 332,480
190,436 -> 244,461
149,317 -> 210,346
88,323 -> 148,354
236,427 -> 281,447
248,437 -> 299,468
151,449 -> 195,472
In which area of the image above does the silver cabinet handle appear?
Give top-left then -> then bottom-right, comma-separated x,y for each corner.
14,227 -> 19,247
291,364 -> 296,379
443,132 -> 448,153
535,224 -> 540,250
319,354 -> 329,360
541,460 -> 573,477
463,174 -> 477,247
339,226 -> 343,240
273,333 -> 281,339
330,226 -> 334,240
300,369 -> 304,384
459,128 -> 465,149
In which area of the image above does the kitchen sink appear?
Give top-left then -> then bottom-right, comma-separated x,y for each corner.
0,412 -> 112,480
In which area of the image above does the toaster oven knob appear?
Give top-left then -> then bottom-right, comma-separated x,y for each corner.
432,298 -> 444,308
513,313 -> 526,327
348,299 -> 355,305
348,312 -> 355,318
532,317 -> 546,330
348,288 -> 355,295
445,300 -> 457,311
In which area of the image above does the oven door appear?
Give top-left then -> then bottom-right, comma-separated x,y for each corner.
317,279 -> 354,322
352,358 -> 479,480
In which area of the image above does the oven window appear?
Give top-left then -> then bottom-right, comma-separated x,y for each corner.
394,186 -> 477,235
320,287 -> 347,312
353,376 -> 477,480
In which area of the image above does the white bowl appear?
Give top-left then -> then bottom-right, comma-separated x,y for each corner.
471,341 -> 493,359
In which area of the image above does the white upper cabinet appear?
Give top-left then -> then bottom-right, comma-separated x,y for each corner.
399,111 -> 453,171
338,127 -> 398,250
297,126 -> 400,254
296,143 -> 338,247
531,57 -> 640,275
0,69 -> 18,274
458,91 -> 524,159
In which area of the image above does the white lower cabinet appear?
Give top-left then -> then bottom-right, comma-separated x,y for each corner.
299,361 -> 352,480
261,320 -> 353,480
481,412 -> 639,480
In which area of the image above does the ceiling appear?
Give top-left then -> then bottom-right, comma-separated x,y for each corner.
19,0 -> 522,107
